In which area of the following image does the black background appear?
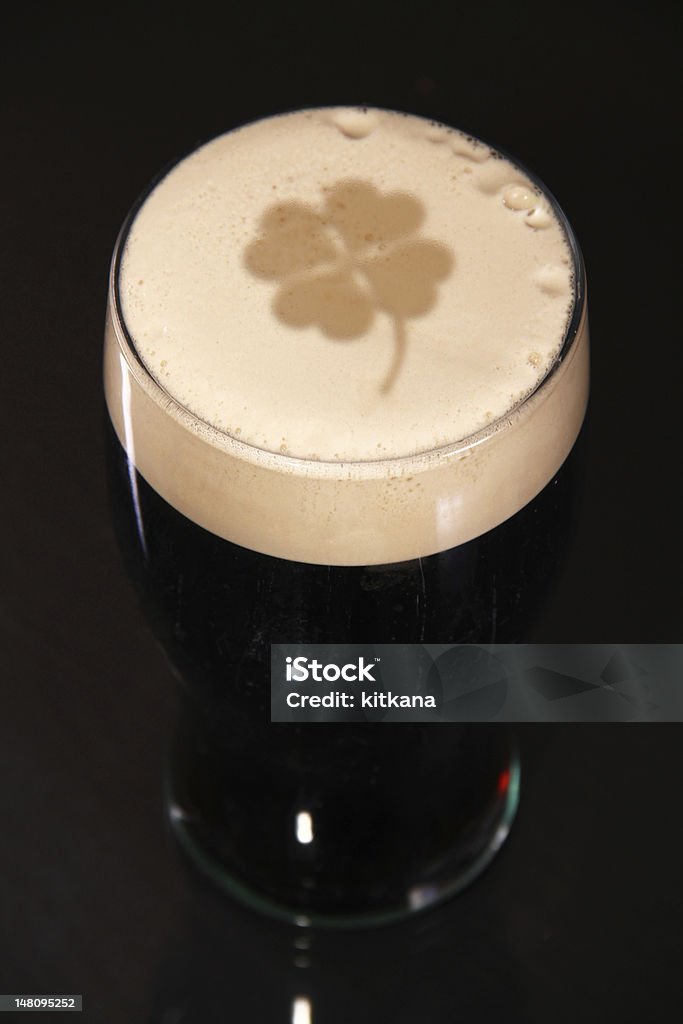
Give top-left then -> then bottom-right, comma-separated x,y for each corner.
1,1 -> 681,1021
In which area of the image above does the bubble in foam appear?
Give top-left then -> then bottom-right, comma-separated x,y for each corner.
475,164 -> 526,197
425,124 -> 450,144
503,185 -> 537,211
534,265 -> 568,296
328,108 -> 380,140
525,207 -> 553,230
450,136 -> 490,162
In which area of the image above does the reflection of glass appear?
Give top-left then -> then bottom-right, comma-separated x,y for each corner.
148,862 -> 526,1022
104,109 -> 589,926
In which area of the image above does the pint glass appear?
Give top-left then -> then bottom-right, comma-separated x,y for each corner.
104,107 -> 589,925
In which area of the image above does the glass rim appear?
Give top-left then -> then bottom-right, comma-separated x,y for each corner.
109,105 -> 587,472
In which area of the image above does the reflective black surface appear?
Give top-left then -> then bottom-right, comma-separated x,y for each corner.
1,1 -> 682,1021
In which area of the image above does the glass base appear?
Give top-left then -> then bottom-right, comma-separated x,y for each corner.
164,733 -> 521,929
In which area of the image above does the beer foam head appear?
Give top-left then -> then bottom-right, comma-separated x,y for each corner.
118,108 -> 575,461
106,108 -> 588,563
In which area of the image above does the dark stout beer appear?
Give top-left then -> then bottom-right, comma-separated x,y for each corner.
106,419 -> 581,919
104,107 -> 588,923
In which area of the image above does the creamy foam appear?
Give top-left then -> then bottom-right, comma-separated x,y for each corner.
105,107 -> 589,564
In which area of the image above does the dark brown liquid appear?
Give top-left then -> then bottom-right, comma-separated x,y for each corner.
106,417 -> 580,921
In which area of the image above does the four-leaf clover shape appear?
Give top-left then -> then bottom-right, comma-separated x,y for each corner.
244,180 -> 453,392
